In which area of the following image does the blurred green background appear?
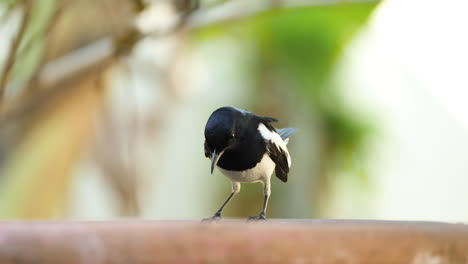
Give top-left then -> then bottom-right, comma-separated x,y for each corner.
0,0 -> 467,221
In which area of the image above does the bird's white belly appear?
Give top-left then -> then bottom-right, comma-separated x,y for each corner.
218,154 -> 276,183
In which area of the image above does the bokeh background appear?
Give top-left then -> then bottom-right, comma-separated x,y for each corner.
0,0 -> 467,221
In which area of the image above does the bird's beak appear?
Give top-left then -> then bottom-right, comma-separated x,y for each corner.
211,150 -> 224,174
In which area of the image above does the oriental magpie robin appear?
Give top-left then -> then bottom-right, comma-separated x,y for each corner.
203,106 -> 296,220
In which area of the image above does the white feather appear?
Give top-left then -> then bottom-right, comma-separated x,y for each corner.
257,123 -> 291,167
218,154 -> 275,183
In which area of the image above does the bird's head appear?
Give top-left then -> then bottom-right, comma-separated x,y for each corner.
204,107 -> 242,174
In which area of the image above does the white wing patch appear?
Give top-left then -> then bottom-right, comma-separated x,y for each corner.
258,123 -> 291,167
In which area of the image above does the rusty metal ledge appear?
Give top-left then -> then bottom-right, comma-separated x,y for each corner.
0,220 -> 467,263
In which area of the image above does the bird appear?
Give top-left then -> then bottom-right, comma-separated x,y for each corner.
203,106 -> 296,220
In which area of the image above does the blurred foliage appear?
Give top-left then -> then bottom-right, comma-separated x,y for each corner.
252,3 -> 376,177
0,0 -> 17,8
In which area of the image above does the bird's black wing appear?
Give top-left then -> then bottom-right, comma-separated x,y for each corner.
261,116 -> 278,123
267,140 -> 290,182
260,120 -> 291,183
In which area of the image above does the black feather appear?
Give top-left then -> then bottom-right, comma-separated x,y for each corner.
265,141 -> 289,182
261,116 -> 278,123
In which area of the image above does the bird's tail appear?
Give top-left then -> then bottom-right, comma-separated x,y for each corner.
277,127 -> 297,144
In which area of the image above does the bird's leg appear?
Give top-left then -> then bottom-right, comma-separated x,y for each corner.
203,182 -> 240,221
248,194 -> 269,220
248,180 -> 270,221
211,192 -> 235,219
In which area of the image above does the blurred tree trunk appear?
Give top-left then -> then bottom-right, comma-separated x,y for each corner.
0,59 -> 112,218
0,0 -> 138,218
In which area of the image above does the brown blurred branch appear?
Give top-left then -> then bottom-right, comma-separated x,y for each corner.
0,220 -> 467,263
10,0 -> 199,89
132,0 -> 147,13
0,42 -> 115,125
0,0 -> 32,100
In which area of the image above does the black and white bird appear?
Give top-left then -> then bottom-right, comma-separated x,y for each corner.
203,106 -> 296,220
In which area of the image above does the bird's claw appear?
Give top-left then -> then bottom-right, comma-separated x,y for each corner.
202,213 -> 222,222
247,213 -> 266,221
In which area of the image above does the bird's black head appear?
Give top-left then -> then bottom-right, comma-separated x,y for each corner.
205,106 -> 245,173
205,107 -> 240,152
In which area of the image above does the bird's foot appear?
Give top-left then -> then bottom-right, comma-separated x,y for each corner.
247,213 -> 266,221
202,212 -> 222,222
